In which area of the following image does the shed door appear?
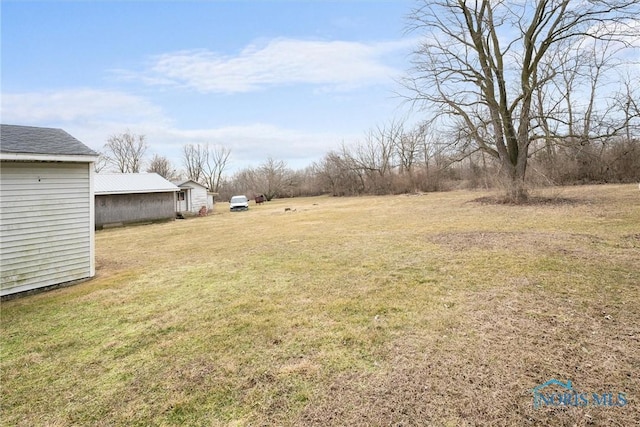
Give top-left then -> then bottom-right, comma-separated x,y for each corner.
177,190 -> 188,212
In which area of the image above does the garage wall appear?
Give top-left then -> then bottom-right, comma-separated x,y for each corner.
1,162 -> 94,296
95,192 -> 175,228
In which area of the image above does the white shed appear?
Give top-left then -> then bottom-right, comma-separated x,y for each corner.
0,124 -> 98,297
173,179 -> 214,214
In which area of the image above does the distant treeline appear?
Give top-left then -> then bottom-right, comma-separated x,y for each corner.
218,120 -> 640,201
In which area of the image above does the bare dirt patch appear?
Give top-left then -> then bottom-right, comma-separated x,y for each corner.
622,233 -> 640,248
426,231 -> 604,252
299,285 -> 640,426
471,195 -> 584,206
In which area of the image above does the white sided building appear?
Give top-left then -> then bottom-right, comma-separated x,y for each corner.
173,179 -> 215,214
0,124 -> 99,297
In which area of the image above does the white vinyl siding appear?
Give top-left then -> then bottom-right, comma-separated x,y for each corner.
1,162 -> 93,296
177,183 -> 211,213
190,186 -> 209,213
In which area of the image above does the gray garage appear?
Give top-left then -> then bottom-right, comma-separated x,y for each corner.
94,173 -> 179,229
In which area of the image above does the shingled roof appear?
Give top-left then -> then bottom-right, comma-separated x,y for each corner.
0,124 -> 98,157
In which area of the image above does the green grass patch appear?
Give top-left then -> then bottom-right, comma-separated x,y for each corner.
2,185 -> 639,426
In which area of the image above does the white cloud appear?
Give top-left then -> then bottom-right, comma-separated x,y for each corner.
1,88 -> 351,170
157,123 -> 351,170
1,89 -> 165,124
0,89 -> 174,153
116,37 -> 414,94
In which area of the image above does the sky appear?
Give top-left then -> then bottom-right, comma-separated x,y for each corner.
1,0 -> 419,173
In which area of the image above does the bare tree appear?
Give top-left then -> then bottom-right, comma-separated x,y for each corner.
290,165 -> 322,197
228,167 -> 258,199
104,131 -> 147,173
94,152 -> 109,173
405,0 -> 639,201
395,124 -> 419,176
313,149 -> 365,196
257,157 -> 291,201
616,72 -> 640,144
529,22 -> 640,183
203,145 -> 231,193
351,123 -> 398,194
182,143 -> 205,183
182,143 -> 231,191
147,154 -> 178,180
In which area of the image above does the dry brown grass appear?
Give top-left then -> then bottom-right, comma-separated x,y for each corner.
2,184 -> 639,426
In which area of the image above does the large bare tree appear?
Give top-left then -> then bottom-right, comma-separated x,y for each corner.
405,0 -> 639,201
257,157 -> 291,201
104,131 -> 147,173
182,143 -> 231,191
203,145 -> 231,193
182,143 -> 206,183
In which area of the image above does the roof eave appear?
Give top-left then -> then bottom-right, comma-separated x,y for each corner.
95,189 -> 179,195
0,152 -> 99,163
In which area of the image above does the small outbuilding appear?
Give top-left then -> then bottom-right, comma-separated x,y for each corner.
173,179 -> 215,215
0,124 -> 99,297
94,173 -> 179,229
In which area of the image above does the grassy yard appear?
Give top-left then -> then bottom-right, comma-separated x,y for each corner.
2,184 -> 639,426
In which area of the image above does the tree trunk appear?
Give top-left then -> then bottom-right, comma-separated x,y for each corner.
501,156 -> 528,203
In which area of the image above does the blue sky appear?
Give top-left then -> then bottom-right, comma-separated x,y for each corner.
2,0 -> 418,172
